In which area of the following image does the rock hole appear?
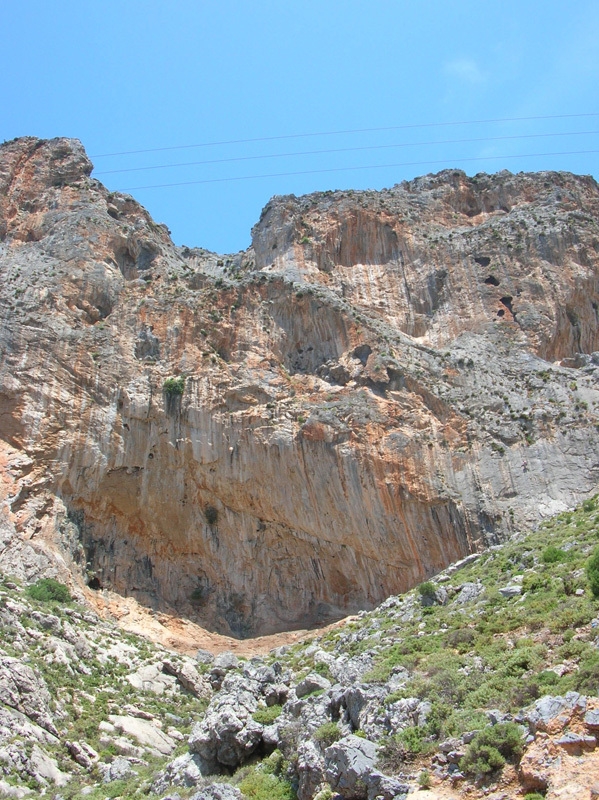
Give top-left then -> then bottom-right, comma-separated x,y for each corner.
87,576 -> 103,590
474,256 -> 491,267
500,296 -> 514,314
353,344 -> 373,365
484,275 -> 500,286
497,309 -> 505,317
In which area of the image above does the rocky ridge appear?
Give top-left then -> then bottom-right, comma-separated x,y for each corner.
0,493 -> 598,798
1,136 -> 599,637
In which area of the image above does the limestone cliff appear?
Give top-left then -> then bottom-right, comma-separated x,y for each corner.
1,136 -> 599,637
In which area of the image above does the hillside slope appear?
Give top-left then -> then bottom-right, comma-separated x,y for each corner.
0,492 -> 598,798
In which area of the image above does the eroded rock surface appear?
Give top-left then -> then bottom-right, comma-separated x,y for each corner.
1,136 -> 599,636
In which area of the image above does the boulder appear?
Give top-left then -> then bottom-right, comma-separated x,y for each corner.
188,677 -> 263,772
297,740 -> 326,800
0,657 -> 57,735
101,756 -> 135,783
108,715 -> 176,755
126,663 -> 178,695
324,734 -> 378,800
189,783 -> 243,800
296,673 -> 331,699
152,753 -> 207,794
163,660 -> 211,699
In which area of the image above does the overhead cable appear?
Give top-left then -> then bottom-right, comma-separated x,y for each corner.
91,112 -> 599,158
122,148 -> 599,191
93,129 -> 599,176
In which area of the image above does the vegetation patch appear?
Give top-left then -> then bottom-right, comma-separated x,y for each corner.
26,578 -> 71,604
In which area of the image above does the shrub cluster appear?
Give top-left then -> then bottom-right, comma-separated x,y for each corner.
163,376 -> 185,396
26,578 -> 72,603
460,722 -> 524,777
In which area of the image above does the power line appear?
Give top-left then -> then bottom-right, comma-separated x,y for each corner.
91,112 -> 599,158
93,129 -> 599,176
122,149 -> 599,191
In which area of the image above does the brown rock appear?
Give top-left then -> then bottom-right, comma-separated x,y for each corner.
2,138 -> 599,636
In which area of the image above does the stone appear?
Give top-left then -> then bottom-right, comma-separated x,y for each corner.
556,732 -> 596,754
498,584 -> 522,598
127,663 -> 178,695
152,753 -> 207,794
101,756 -> 135,783
66,740 -> 98,769
108,715 -> 176,755
297,740 -> 326,800
188,679 -> 263,772
28,745 -> 69,786
163,660 -> 211,698
585,709 -> 599,730
454,582 -> 484,604
196,649 -> 215,665
189,784 -> 243,800
0,656 -> 57,735
324,734 -> 378,799
295,673 -> 331,698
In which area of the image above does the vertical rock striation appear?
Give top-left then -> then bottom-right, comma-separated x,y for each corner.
1,137 -> 599,636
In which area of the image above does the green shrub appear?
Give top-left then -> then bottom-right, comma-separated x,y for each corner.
586,546 -> 599,597
252,704 -> 283,725
418,581 -> 436,599
524,794 -> 545,800
163,376 -> 185,396
542,545 -> 570,564
460,722 -> 524,778
313,721 -> 341,748
417,769 -> 431,789
26,578 -> 71,604
238,769 -> 295,800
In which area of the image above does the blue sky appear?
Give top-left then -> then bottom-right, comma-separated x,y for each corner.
3,1 -> 599,253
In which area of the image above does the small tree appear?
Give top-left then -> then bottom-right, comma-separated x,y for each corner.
587,546 -> 599,597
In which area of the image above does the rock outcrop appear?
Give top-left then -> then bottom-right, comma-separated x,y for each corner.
1,136 -> 599,636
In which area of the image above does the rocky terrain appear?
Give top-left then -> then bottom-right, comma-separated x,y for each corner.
0,491 -> 598,799
1,136 -> 599,639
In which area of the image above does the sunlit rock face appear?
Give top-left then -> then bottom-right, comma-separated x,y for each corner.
1,136 -> 599,636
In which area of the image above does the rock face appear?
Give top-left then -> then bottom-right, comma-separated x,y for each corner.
1,136 -> 599,636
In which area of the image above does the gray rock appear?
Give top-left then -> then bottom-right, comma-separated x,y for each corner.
498,584 -> 522,598
108,715 -> 176,755
324,734 -> 378,799
584,709 -> 599,730
296,673 -> 331,698
152,753 -> 207,794
126,663 -> 178,695
189,784 -> 243,800
454,582 -> 483,604
364,771 -> 410,800
196,649 -> 216,665
163,660 -> 211,699
555,732 -> 596,754
101,756 -> 135,783
213,652 -> 239,671
523,693 -> 586,732
188,677 -> 263,772
0,656 -> 57,735
28,744 -> 69,786
66,740 -> 98,769
297,740 -> 325,800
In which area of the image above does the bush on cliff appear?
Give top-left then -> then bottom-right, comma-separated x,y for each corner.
586,545 -> 599,597
460,722 -> 524,778
26,577 -> 72,604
